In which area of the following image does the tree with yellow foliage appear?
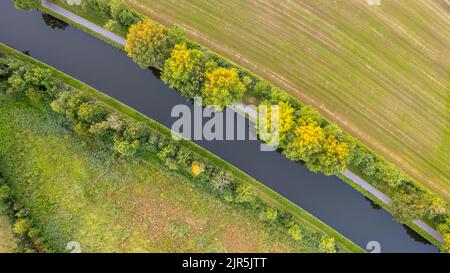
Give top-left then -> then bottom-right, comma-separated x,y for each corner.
191,162 -> 204,177
161,43 -> 205,98
317,135 -> 349,175
284,119 -> 325,162
258,101 -> 295,144
201,67 -> 246,108
125,19 -> 183,69
444,233 -> 450,253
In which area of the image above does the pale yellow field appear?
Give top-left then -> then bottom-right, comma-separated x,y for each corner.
126,0 -> 450,201
0,216 -> 15,253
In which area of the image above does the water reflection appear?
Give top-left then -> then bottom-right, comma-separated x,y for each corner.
41,13 -> 68,30
403,225 -> 432,244
364,197 -> 382,210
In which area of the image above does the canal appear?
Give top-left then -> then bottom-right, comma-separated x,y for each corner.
0,0 -> 438,252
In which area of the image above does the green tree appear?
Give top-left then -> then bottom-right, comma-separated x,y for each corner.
77,102 -> 108,124
51,91 -> 88,121
161,43 -> 205,98
7,63 -> 57,100
110,0 -> 141,27
13,0 -> 39,11
201,67 -> 246,108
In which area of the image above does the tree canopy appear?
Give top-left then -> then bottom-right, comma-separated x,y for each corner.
201,67 -> 246,108
125,19 -> 179,69
161,43 -> 205,98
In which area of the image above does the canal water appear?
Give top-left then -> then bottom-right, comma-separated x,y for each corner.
0,0 -> 438,252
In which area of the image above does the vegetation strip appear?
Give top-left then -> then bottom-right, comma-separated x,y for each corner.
34,0 -> 449,251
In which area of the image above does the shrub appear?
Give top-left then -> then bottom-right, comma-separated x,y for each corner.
164,158 -> 178,171
264,207 -> 278,221
77,102 -> 109,124
191,162 -> 203,177
88,121 -> 115,140
235,185 -> 256,204
6,62 -> 57,99
287,223 -> 302,241
51,91 -> 88,121
114,139 -> 140,157
123,120 -> 150,142
210,170 -> 234,193
390,193 -> 426,223
157,144 -> 177,161
13,218 -> 31,236
103,20 -> 122,33
175,147 -> 193,169
110,0 -> 141,27
319,236 -> 337,253
252,81 -> 272,99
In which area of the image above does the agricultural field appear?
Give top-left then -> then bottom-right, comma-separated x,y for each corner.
125,0 -> 450,202
0,95 -> 312,253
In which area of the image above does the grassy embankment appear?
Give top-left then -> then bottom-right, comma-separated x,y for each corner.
124,0 -> 450,203
0,44 -> 363,252
0,216 -> 15,253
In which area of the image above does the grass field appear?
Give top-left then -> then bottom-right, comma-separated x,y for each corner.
0,94 -> 329,252
0,215 -> 15,253
124,0 -> 450,202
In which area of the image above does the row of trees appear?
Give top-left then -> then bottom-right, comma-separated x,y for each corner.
125,19 -> 350,174
125,21 -> 248,108
258,101 -> 350,175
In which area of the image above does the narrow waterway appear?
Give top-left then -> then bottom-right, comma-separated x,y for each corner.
0,0 -> 438,252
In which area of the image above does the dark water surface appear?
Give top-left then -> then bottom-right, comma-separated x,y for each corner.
0,0 -> 438,252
